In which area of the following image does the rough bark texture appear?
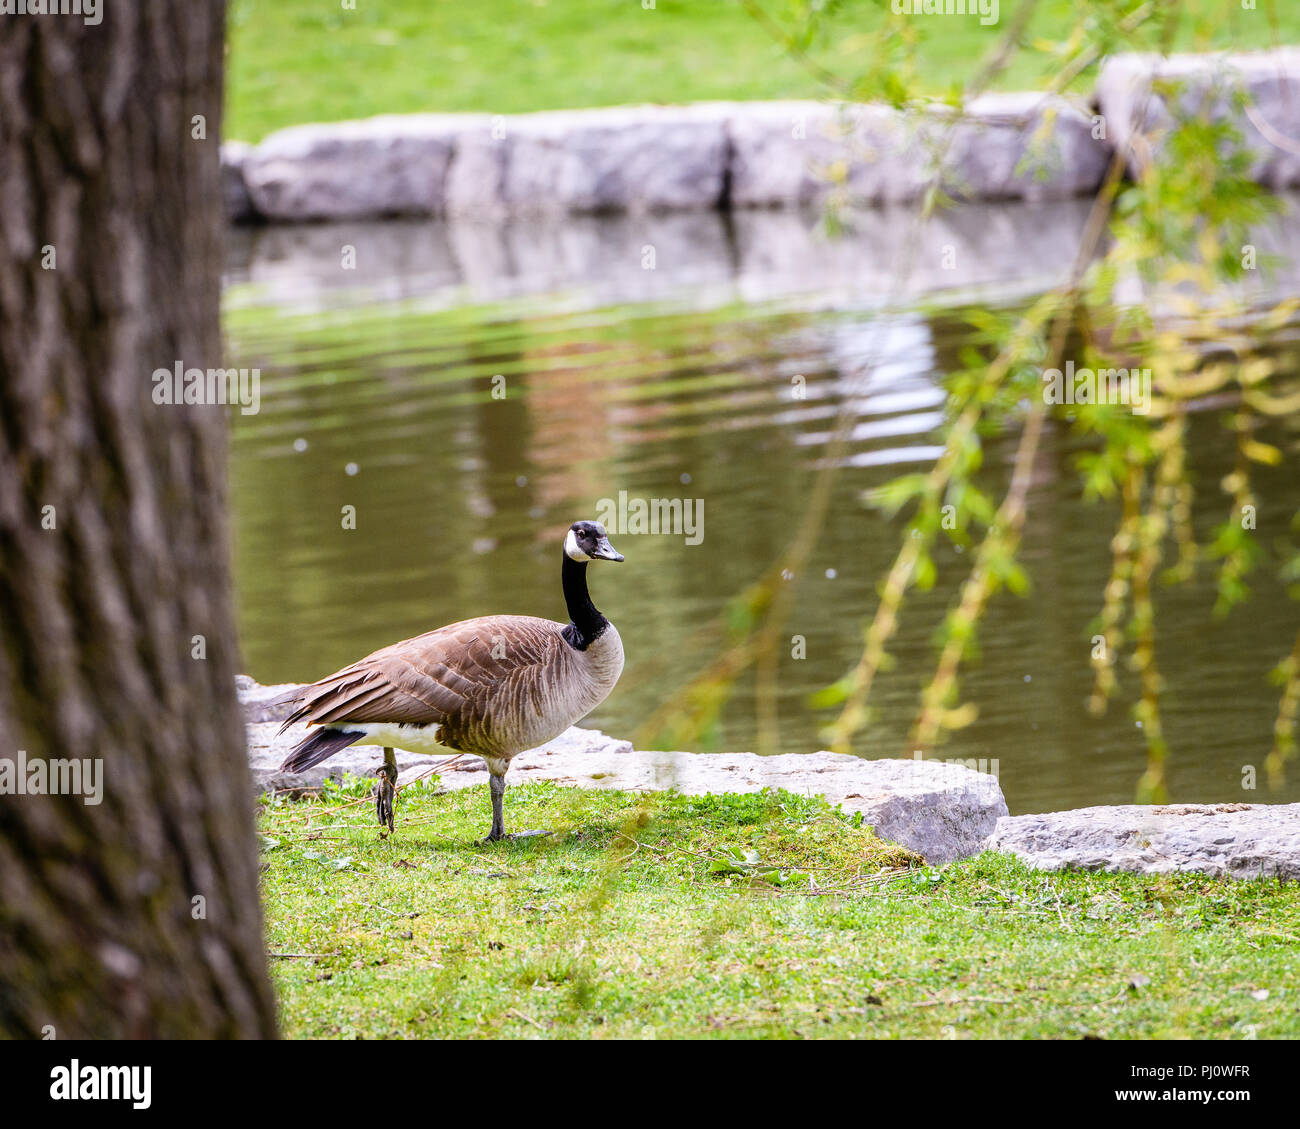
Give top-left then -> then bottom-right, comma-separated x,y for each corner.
0,2 -> 277,1037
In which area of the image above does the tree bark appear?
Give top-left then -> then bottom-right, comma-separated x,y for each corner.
0,2 -> 277,1037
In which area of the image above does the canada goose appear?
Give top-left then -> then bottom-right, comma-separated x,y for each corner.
276,520 -> 625,841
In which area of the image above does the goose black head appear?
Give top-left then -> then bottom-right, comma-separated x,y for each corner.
565,520 -> 624,563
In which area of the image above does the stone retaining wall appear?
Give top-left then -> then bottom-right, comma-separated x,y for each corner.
223,50 -> 1300,224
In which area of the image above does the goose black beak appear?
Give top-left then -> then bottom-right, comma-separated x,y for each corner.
591,538 -> 624,562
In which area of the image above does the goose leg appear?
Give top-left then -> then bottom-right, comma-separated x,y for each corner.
375,746 -> 397,833
483,770 -> 551,842
485,772 -> 507,842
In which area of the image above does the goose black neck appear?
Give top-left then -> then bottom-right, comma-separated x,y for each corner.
561,553 -> 607,651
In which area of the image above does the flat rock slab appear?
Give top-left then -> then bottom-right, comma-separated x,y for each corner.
221,141 -> 256,223
240,678 -> 1005,863
445,103 -> 732,218
242,113 -> 491,220
1098,49 -> 1300,187
987,804 -> 1300,880
246,720 -> 434,799
508,743 -> 1007,864
729,94 -> 1112,208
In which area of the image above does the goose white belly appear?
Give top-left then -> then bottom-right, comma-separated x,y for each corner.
337,721 -> 447,756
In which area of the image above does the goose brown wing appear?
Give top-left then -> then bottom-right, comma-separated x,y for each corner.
275,615 -> 567,732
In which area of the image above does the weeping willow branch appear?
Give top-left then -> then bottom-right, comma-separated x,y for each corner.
822,300 -> 1055,753
1268,625 -> 1300,788
1130,460 -> 1170,802
902,123 -> 1138,750
1212,407 -> 1262,617
828,0 -> 1172,755
1090,460 -> 1141,712
910,399 -> 1049,748
648,0 -> 1299,800
1162,414 -> 1197,584
636,0 -> 1049,753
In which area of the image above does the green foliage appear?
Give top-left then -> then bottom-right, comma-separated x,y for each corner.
651,0 -> 1300,795
319,771 -> 373,800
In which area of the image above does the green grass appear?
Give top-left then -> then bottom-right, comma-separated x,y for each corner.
226,0 -> 1300,142
258,780 -> 1300,1038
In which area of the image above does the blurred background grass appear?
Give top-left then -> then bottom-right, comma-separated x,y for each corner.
226,0 -> 1295,142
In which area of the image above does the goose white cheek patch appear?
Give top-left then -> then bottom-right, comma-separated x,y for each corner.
564,529 -> 591,560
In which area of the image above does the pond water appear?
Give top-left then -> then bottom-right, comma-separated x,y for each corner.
224,201 -> 1300,815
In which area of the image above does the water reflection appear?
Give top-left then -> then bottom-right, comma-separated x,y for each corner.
225,200 -> 1300,814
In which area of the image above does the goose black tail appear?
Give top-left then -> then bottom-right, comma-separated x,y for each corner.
281,727 -> 364,773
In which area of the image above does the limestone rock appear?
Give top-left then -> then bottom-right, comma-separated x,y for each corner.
445,104 -> 731,217
245,720 -> 431,798
1097,49 -> 1300,186
728,94 -> 1112,208
505,744 -> 1006,863
234,673 -> 299,724
986,803 -> 1300,880
243,114 -> 490,221
946,92 -> 1113,201
221,141 -> 257,223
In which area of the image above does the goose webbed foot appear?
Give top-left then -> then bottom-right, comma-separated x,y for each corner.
375,747 -> 397,834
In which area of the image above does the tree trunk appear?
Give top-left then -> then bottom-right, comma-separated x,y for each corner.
0,2 -> 277,1037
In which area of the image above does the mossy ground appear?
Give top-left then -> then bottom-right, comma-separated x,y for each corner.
258,779 -> 1299,1038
